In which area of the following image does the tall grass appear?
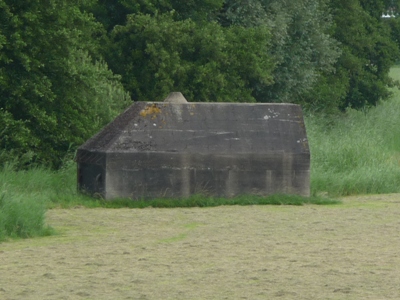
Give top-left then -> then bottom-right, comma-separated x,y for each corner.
306,66 -> 400,196
0,190 -> 53,241
0,160 -> 81,241
0,160 -> 96,209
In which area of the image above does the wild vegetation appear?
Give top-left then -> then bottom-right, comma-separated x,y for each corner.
307,67 -> 400,195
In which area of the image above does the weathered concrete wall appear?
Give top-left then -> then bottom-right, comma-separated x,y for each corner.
77,101 -> 310,199
103,152 -> 309,199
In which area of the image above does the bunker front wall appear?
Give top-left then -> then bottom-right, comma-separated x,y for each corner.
104,151 -> 310,199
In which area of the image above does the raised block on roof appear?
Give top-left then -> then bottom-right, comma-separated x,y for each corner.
76,94 -> 310,199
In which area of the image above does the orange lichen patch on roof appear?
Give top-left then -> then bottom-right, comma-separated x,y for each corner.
140,104 -> 161,118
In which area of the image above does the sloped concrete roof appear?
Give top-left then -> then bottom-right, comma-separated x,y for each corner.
79,101 -> 309,155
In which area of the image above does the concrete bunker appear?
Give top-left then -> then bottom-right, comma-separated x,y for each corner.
76,93 -> 310,199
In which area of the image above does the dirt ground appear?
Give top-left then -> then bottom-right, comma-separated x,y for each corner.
1,194 -> 400,300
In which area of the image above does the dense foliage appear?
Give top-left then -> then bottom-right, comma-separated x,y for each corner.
107,12 -> 273,102
0,0 -> 130,167
1,0 -> 400,167
93,0 -> 400,110
221,0 -> 342,106
329,0 -> 399,110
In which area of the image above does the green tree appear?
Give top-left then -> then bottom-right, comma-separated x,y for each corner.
0,0 -> 130,168
89,0 -> 224,32
329,0 -> 399,109
107,12 -> 273,102
220,0 -> 341,104
360,0 -> 386,18
89,0 -> 400,112
221,0 -> 400,112
88,0 -> 152,32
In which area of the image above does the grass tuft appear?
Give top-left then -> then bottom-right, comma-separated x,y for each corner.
0,188 -> 54,241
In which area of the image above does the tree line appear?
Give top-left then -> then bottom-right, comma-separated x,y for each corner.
1,0 -> 400,167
